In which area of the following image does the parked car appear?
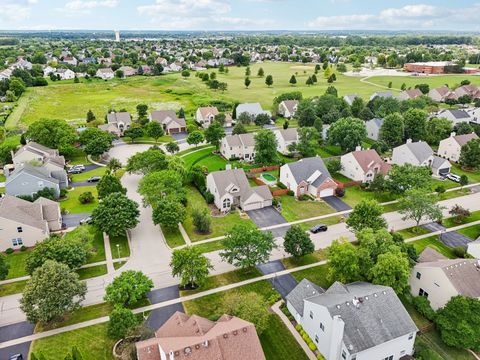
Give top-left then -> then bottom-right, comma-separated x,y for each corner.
74,164 -> 86,171
87,176 -> 101,182
446,173 -> 461,183
68,166 -> 83,174
309,224 -> 328,234
79,216 -> 93,225
9,354 -> 23,360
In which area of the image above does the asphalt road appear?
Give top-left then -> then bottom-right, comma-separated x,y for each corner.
145,285 -> 184,330
62,213 -> 91,228
0,321 -> 34,360
257,260 -> 298,299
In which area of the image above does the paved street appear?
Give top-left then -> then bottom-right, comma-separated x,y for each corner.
257,260 -> 298,298
422,222 -> 473,248
0,321 -> 34,360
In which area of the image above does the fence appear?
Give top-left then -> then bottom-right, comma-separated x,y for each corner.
335,180 -> 362,189
249,165 -> 280,173
252,176 -> 289,196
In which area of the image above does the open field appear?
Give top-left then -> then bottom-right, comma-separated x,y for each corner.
367,74 -> 480,91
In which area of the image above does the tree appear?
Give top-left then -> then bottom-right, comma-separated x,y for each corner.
328,117 -> 367,152
191,207 -> 211,233
0,254 -> 9,280
9,78 -> 26,97
325,85 -> 337,97
415,83 -> 430,94
294,127 -> 319,157
136,104 -> 148,119
220,225 -> 277,270
398,189 -> 443,228
204,122 -> 225,151
145,121 -> 164,143
25,236 -> 88,274
115,69 -> 124,78
326,159 -> 343,174
306,77 -> 313,86
152,198 -> 186,230
20,260 -> 87,323
425,117 -> 453,145
436,296 -> 480,350
123,125 -> 144,143
449,204 -> 470,224
283,225 -> 314,257
244,77 -> 251,88
346,199 -> 387,233
386,164 -> 431,194
225,292 -> 270,335
460,174 -> 469,187
126,148 -> 168,174
257,67 -> 264,77
170,247 -> 213,288
86,110 -> 96,122
78,191 -> 94,204
97,174 -> 126,199
295,99 -> 318,127
327,238 -> 360,283
254,113 -> 271,126
92,193 -> 140,237
138,170 -> 185,207
265,74 -> 273,87
454,122 -> 474,135
379,113 -> 404,148
186,131 -> 204,147
370,249 -> 410,294
107,306 -> 140,339
245,66 -> 251,76
79,127 -> 113,157
232,123 -> 247,135
107,158 -> 122,174
166,141 -> 180,154
254,129 -> 279,164
350,97 -> 365,118
26,119 -> 76,150
181,70 -> 190,78
104,270 -> 153,306
289,75 -> 297,86
403,109 -> 427,142
459,138 -> 480,168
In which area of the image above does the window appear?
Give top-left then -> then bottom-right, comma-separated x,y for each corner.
319,322 -> 325,331
12,238 -> 23,246
17,227 -> 23,233
341,350 -> 346,359
419,288 -> 429,298
222,198 -> 231,209
416,272 -> 421,279
309,311 -> 313,319
382,356 -> 393,360
315,335 -> 318,343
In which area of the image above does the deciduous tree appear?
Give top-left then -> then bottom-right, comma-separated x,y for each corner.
126,148 -> 168,174
254,129 -> 279,164
327,117 -> 367,152
346,199 -> 387,233
460,138 -> 480,168
327,238 -> 360,283
398,189 -> 443,228
225,292 -> 270,335
152,198 -> 186,230
204,122 -> 225,151
170,247 -> 213,288
370,249 -> 410,294
379,113 -> 404,148
92,193 -> 140,237
107,306 -> 140,339
283,225 -> 314,257
97,174 -> 127,199
186,131 -> 204,147
104,270 -> 153,306
145,121 -> 164,143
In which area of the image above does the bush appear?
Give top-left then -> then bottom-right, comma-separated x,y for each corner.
298,194 -> 310,201
412,296 -> 436,321
308,342 -> 317,351
435,185 -> 446,194
453,246 -> 466,258
317,354 -> 326,360
60,188 -> 68,198
287,190 -> 294,196
335,187 -> 345,197
191,207 -> 211,233
302,333 -> 309,342
272,197 -> 280,207
78,191 -> 94,204
267,292 -> 281,305
204,191 -> 214,204
295,324 -> 302,331
107,306 -> 140,339
5,248 -> 14,254
277,182 -> 287,189
20,246 -> 27,252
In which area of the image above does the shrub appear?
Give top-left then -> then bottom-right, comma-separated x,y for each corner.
277,182 -> 287,189
5,248 -> 14,254
267,292 -> 281,305
295,324 -> 302,331
298,194 -> 310,201
20,246 -> 27,252
412,296 -> 436,321
335,187 -> 345,197
60,188 -> 68,198
287,190 -> 294,196
453,246 -> 466,258
435,185 -> 446,194
107,306 -> 140,339
191,207 -> 212,233
204,191 -> 214,204
308,342 -> 317,351
317,353 -> 326,360
272,197 -> 280,207
302,333 -> 309,342
78,191 -> 94,204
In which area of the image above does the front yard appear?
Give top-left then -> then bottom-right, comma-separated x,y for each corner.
60,186 -> 98,214
278,195 -> 336,222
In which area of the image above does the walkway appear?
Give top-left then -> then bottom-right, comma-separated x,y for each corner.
103,233 -> 115,274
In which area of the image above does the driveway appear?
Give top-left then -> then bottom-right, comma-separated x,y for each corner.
422,222 -> 473,248
322,196 -> 352,213
145,285 -> 184,330
0,321 -> 34,360
257,260 -> 298,298
172,133 -> 187,143
62,213 -> 91,228
247,207 -> 290,238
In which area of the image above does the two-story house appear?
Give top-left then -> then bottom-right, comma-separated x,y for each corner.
99,111 -> 132,136
196,106 -> 219,128
437,132 -> 478,162
340,148 -> 391,183
220,133 -> 256,161
277,100 -> 299,119
365,118 -> 384,141
149,110 -> 186,134
274,128 -> 298,155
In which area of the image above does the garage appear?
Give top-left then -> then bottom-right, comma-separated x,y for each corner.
438,167 -> 450,176
319,188 -> 334,197
242,200 -> 272,211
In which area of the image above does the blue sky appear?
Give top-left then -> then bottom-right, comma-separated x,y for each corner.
1,0 -> 480,31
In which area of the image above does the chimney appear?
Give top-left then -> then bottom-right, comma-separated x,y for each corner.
450,132 -> 456,137
355,145 -> 362,152
406,138 -> 412,144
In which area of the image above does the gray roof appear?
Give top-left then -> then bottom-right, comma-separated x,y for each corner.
453,133 -> 478,146
367,118 -> 384,129
236,103 -> 270,117
286,279 -> 324,316
224,133 -> 255,147
371,91 -> 393,99
431,155 -> 451,171
281,100 -> 299,113
14,141 -> 57,159
6,164 -> 60,186
284,156 -> 333,188
440,109 -> 470,119
0,195 -> 48,230
307,282 -> 418,354
276,128 -> 298,142
107,112 -> 132,125
404,141 -> 433,164
150,110 -> 186,127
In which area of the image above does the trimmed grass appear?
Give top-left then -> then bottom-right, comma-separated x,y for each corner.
341,186 -> 396,207
398,295 -> 431,329
279,195 -> 335,222
68,148 -> 92,166
450,164 -> 480,183
410,236 -> 456,259
443,210 -> 480,228
282,249 -> 327,269
30,323 -> 116,360
367,75 -> 480,92
397,226 -> 431,239
291,263 -> 332,289
162,226 -> 186,248
76,265 -> 108,280
70,166 -> 107,182
65,225 -> 106,263
0,280 -> 27,296
109,234 -> 130,259
457,224 -> 480,240
113,261 -> 125,270
192,239 -> 224,253
60,186 -> 98,214
3,248 -> 31,279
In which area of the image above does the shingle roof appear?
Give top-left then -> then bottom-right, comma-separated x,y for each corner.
236,103 -> 270,117
150,110 -> 186,127
14,141 -> 57,159
351,149 -> 391,175
107,112 -> 132,125
6,164 -> 60,186
33,197 -> 61,222
198,106 -> 219,119
417,247 -> 447,263
367,118 -> 384,129
284,156 -> 333,188
441,109 -> 470,119
224,133 -> 255,148
281,100 -> 299,113
404,141 -> 433,163
453,133 -> 478,146
286,279 -> 324,316
307,282 -> 418,354
276,128 -> 298,142
0,195 -> 50,231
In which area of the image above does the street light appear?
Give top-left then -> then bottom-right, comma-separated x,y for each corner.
116,243 -> 121,264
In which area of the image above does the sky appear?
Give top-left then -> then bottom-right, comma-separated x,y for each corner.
1,0 -> 480,31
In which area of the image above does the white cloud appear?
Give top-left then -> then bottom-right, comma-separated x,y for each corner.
0,1 -> 33,22
137,0 -> 230,17
307,3 -> 480,30
56,0 -> 118,15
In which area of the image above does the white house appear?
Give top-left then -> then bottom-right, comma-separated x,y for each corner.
99,112 -> 132,136
410,248 -> 480,310
274,128 -> 298,155
196,106 -> 219,128
467,238 -> 480,259
436,109 -> 471,126
55,68 -> 75,80
365,118 -> 384,141
206,168 -> 272,212
280,156 -> 338,198
466,107 -> 480,124
286,280 -> 417,360
277,100 -> 299,119
392,139 -> 451,177
437,132 -> 478,162
236,103 -> 271,120
96,68 -> 114,80
340,148 -> 391,183
43,66 -> 56,77
220,133 -> 255,161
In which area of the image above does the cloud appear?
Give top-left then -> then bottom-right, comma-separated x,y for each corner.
0,1 -> 33,22
307,3 -> 480,30
56,0 -> 118,14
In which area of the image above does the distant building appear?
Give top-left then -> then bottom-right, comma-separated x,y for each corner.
340,148 -> 391,183
96,68 -> 114,80
404,61 -> 454,74
149,110 -> 186,134
365,118 -> 384,141
115,30 -> 120,42
277,100 -> 299,119
99,112 -> 132,136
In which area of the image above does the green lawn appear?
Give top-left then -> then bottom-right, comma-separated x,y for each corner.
181,146 -> 252,172
443,210 -> 480,228
397,226 -> 431,239
341,186 -> 397,207
3,248 -> 31,279
162,226 -> 186,248
64,225 -> 106,263
60,186 -> 98,214
192,239 -> 225,253
291,263 -> 332,289
398,295 -> 432,330
0,173 -> 5,182
279,195 -> 335,222
0,280 -> 27,296
109,234 -> 130,259
76,265 -> 108,280
457,224 -> 480,240
282,249 -> 327,269
70,166 -> 107,182
417,330 -> 475,360
67,148 -> 92,166
30,323 -> 115,360
410,236 -> 456,259
367,75 -> 480,92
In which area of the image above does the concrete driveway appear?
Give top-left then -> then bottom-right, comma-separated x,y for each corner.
62,213 -> 91,228
146,285 -> 184,330
422,222 -> 473,248
0,321 -> 34,360
247,207 -> 290,238
323,196 -> 352,212
257,260 -> 298,298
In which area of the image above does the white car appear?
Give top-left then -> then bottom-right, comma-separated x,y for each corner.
446,173 -> 461,183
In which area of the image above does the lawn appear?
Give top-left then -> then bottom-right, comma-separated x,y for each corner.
162,226 -> 186,248
457,224 -> 480,240
64,225 -> 106,263
443,210 -> 480,228
417,330 -> 475,360
397,226 -> 431,239
182,280 -> 308,360
278,195 -> 336,222
60,186 -> 98,214
0,280 -> 27,296
109,233 -> 130,259
290,263 -> 332,289
3,248 -> 31,279
409,236 -> 456,259
367,74 -> 480,92
341,186 -> 397,207
282,249 -> 327,269
192,239 -> 224,253
70,166 -> 107,182
76,265 -> 108,280
183,186 -> 256,242
67,148 -> 92,166
30,323 -> 116,360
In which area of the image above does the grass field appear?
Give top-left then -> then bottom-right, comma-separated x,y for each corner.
367,74 -> 480,91
60,186 -> 98,214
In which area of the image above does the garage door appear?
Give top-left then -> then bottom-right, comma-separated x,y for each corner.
320,188 -> 334,197
438,167 -> 450,176
243,202 -> 264,211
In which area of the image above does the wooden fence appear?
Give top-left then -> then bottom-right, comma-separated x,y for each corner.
249,165 -> 280,173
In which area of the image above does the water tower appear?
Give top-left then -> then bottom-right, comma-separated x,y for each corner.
114,30 -> 120,42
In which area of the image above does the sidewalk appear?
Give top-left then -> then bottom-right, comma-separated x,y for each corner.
103,233 -> 115,274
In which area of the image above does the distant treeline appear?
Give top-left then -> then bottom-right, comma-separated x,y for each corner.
0,38 -> 18,46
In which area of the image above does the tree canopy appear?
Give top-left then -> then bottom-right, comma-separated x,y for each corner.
170,247 -> 213,287
104,270 -> 153,306
92,193 -> 140,237
327,117 -> 367,152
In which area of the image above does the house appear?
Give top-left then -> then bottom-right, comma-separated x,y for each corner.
43,66 -> 56,77
438,132 -> 479,162
118,66 -> 137,77
220,133 -> 255,161
340,148 -> 391,183
365,118 -> 384,141
12,59 -> 32,70
206,168 -> 272,212
61,56 -> 78,66
428,86 -> 456,102
454,84 -> 480,99
392,139 -> 451,177
236,103 -> 271,120
287,280 -> 417,360
277,100 -> 299,119
467,107 -> 480,124
96,68 -> 114,80
280,156 -> 338,198
343,94 -> 359,106
436,109 -> 471,125
274,128 -> 298,155
99,112 -> 132,136
0,195 -> 62,251
4,164 -> 64,198
0,68 -> 12,80
55,68 -> 75,80
369,91 -> 393,101
150,110 -> 186,134
398,88 -> 423,101
135,312 -> 265,360
467,237 -> 480,258
12,141 -> 63,167
196,106 -> 219,128
410,248 -> 480,310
